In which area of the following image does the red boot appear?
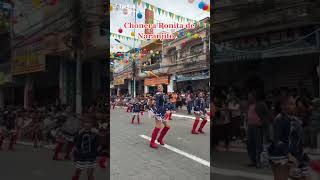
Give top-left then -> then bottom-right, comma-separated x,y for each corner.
0,135 -> 3,150
99,157 -> 107,169
141,111 -> 144,115
53,142 -> 64,160
150,127 -> 160,148
311,160 -> 320,174
72,176 -> 79,180
137,115 -> 140,124
198,120 -> 208,133
64,143 -> 74,160
157,126 -> 170,145
169,112 -> 172,120
131,116 -> 135,124
88,175 -> 95,180
191,119 -> 200,134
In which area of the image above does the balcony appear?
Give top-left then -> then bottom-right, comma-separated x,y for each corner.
141,62 -> 160,71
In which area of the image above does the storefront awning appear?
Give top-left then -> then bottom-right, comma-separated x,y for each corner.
176,75 -> 209,82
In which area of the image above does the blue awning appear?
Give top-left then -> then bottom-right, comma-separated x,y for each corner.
176,75 -> 209,82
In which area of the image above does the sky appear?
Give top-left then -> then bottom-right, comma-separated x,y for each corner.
110,0 -> 210,53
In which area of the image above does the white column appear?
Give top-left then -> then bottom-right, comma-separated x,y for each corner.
76,50 -> 82,114
168,76 -> 174,93
128,80 -> 132,95
0,88 -> 4,109
24,75 -> 33,109
203,39 -> 207,54
144,85 -> 148,95
59,59 -> 67,104
92,62 -> 101,95
117,86 -> 120,96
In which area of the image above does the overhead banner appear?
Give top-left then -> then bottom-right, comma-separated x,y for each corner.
145,9 -> 154,35
0,71 -> 11,85
12,54 -> 46,75
113,72 -> 130,85
0,1 -> 12,34
144,76 -> 169,86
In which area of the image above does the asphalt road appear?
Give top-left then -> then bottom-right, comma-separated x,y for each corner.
110,108 -> 210,180
0,144 -> 108,180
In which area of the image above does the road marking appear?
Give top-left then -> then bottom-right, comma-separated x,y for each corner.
139,134 -> 210,167
212,167 -> 273,180
172,114 -> 210,122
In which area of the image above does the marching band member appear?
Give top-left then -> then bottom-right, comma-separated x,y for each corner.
131,98 -> 141,124
149,85 -> 171,149
72,116 -> 99,180
191,91 -> 208,134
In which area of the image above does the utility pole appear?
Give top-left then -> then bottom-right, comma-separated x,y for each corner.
132,3 -> 137,98
73,0 -> 82,114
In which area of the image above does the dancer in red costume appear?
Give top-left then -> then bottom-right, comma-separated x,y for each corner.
0,109 -> 16,150
53,106 -> 80,160
149,85 -> 171,149
126,98 -> 133,113
191,91 -> 208,134
31,110 -> 44,148
131,98 -> 141,124
98,119 -> 109,169
111,96 -> 116,110
71,116 -> 99,180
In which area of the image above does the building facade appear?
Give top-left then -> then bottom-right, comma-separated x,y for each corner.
10,0 -> 108,112
213,0 -> 320,96
163,17 -> 210,93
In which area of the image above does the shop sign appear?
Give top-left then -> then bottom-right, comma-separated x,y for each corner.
145,9 -> 154,35
113,72 -> 130,85
0,1 -> 12,33
12,54 -> 46,75
113,77 -> 125,85
176,71 -> 209,82
144,76 -> 169,86
0,71 -> 10,85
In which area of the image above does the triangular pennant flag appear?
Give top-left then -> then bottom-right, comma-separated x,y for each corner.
169,12 -> 173,18
150,5 -> 153,10
137,0 -> 142,5
133,0 -> 137,4
157,8 -> 161,15
161,9 -> 165,15
146,3 -> 149,9
165,11 -> 168,16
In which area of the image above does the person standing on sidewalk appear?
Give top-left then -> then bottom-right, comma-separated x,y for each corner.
186,91 -> 193,115
246,91 -> 268,168
228,94 -> 241,140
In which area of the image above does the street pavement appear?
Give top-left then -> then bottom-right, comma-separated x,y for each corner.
110,107 -> 318,180
110,107 -> 210,180
0,144 -> 108,180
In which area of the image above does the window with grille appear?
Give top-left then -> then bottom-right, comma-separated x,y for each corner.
190,44 -> 203,54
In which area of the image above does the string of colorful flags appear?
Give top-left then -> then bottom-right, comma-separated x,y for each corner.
110,32 -> 144,42
110,0 -> 210,27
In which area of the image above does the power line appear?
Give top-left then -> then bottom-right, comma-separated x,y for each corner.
113,51 -> 209,75
213,27 -> 320,53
